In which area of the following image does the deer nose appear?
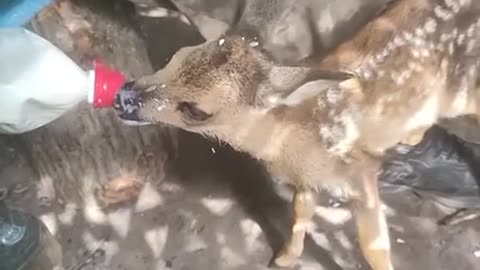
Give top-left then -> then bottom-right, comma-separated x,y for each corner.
114,81 -> 142,121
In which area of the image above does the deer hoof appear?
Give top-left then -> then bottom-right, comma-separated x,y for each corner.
272,250 -> 299,268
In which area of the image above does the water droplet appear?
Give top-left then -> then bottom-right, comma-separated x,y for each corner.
249,41 -> 260,47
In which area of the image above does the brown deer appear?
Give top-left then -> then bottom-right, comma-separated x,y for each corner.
113,0 -> 480,269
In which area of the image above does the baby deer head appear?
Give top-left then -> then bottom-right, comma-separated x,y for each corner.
114,34 -> 352,137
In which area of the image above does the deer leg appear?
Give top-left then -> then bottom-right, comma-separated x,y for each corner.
273,188 -> 315,267
352,173 -> 394,270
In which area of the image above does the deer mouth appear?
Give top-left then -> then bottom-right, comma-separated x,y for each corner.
114,82 -> 153,126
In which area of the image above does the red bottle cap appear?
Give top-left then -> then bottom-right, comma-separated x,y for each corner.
87,58 -> 126,108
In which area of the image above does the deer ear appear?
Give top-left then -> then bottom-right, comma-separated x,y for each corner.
255,66 -> 355,107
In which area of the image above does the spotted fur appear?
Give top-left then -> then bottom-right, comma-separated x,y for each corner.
116,0 -> 480,268
313,0 -> 480,156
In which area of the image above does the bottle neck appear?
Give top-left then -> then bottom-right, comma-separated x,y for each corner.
0,202 -> 26,246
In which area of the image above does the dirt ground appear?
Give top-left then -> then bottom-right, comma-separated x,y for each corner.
1,1 -> 480,270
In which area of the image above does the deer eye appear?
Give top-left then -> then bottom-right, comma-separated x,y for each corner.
177,102 -> 212,122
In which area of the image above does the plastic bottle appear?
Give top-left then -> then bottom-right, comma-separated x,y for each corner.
0,201 -> 64,270
0,27 -> 126,134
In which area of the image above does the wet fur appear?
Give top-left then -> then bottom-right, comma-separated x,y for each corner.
131,0 -> 480,197
118,0 -> 480,269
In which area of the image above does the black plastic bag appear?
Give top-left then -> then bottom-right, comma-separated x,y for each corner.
380,126 -> 480,208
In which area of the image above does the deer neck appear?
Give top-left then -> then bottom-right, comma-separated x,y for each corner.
205,108 -> 297,161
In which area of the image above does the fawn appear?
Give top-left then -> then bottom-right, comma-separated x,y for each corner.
114,0 -> 480,269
